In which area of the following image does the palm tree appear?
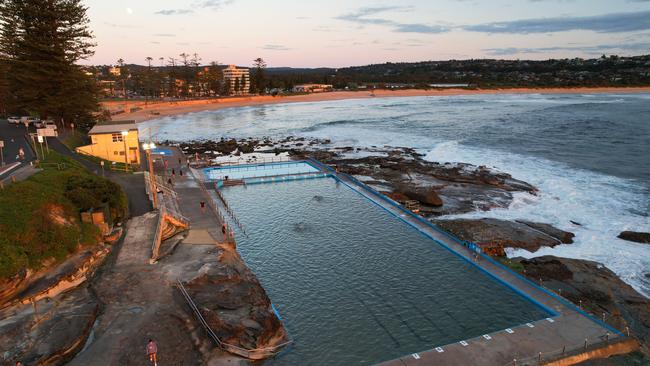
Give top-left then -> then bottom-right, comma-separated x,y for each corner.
145,57 -> 154,102
116,58 -> 126,99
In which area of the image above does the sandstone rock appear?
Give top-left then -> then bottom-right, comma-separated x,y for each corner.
398,185 -> 444,207
0,285 -> 99,365
184,243 -> 288,358
516,220 -> 575,244
433,218 -> 574,252
618,231 -> 650,244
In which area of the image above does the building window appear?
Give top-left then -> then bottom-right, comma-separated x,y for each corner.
111,133 -> 123,142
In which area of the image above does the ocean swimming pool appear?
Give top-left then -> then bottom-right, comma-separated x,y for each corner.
204,161 -> 319,181
221,177 -> 552,365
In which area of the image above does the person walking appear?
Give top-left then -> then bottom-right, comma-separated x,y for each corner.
146,339 -> 158,366
200,201 -> 206,214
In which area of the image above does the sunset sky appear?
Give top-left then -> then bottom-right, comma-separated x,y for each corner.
84,0 -> 650,67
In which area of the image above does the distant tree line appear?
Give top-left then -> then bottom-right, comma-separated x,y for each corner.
269,55 -> 650,89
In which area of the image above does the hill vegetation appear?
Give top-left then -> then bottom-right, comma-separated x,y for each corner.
0,152 -> 127,279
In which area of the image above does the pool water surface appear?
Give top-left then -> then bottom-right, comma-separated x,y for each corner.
221,177 -> 551,365
205,161 -> 318,181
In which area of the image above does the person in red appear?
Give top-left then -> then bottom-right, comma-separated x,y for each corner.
146,339 -> 158,365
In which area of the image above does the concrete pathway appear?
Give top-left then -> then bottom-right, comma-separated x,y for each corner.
152,146 -> 225,244
68,212 -> 203,365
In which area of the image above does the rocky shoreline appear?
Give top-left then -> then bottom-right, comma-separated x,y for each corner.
174,136 -> 650,361
1,135 -> 647,365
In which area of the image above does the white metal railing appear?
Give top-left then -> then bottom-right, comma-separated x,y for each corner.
216,155 -> 291,167
190,168 -> 236,242
176,280 -> 292,359
213,184 -> 248,237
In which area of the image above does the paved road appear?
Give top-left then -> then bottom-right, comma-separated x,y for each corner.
0,119 -> 36,177
0,119 -> 152,217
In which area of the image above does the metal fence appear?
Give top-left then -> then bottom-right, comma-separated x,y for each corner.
190,168 -> 236,242
213,184 -> 248,237
176,280 -> 292,360
215,155 -> 291,167
502,335 -> 626,366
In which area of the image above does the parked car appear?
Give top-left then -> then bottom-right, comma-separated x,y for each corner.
20,116 -> 40,125
7,116 -> 21,124
43,120 -> 57,130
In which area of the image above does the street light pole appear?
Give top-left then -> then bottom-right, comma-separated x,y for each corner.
121,130 -> 129,171
143,142 -> 158,209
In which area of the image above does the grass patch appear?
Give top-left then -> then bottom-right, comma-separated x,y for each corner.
76,152 -> 134,173
60,131 -> 89,150
0,151 -> 128,279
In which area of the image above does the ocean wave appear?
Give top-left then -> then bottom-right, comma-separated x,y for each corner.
425,141 -> 650,298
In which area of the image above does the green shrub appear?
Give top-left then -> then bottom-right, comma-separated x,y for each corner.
0,152 -> 127,279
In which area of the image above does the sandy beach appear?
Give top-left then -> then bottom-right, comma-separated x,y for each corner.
105,87 -> 650,123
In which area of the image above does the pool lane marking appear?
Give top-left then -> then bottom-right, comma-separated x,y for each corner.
354,292 -> 401,347
366,286 -> 428,342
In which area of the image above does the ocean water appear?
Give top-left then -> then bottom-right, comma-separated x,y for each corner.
142,93 -> 650,297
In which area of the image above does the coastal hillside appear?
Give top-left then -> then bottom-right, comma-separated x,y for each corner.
0,152 -> 127,281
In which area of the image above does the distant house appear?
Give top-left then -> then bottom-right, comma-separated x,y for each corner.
223,65 -> 250,95
76,120 -> 140,165
292,84 -> 333,93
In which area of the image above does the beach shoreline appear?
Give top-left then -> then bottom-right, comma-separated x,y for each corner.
106,86 -> 650,123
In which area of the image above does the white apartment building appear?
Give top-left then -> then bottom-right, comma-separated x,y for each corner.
222,65 -> 250,95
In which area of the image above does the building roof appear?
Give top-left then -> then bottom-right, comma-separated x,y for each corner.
88,120 -> 138,135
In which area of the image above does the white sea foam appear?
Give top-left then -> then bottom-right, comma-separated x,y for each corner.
425,141 -> 650,298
